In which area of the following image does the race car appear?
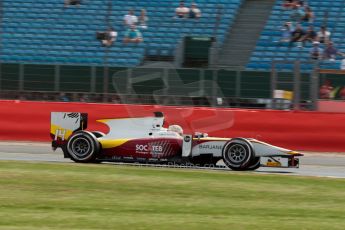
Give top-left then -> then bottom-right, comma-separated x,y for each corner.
50,111 -> 302,170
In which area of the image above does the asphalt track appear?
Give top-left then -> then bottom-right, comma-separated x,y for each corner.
0,141 -> 345,178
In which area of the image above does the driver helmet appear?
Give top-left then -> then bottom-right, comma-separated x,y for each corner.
168,125 -> 183,136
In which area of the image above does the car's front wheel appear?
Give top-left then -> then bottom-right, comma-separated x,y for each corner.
222,138 -> 254,171
247,157 -> 261,171
66,131 -> 100,163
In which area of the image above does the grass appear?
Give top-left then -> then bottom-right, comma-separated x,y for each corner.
0,161 -> 344,230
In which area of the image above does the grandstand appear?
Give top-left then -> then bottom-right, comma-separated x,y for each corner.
247,0 -> 345,71
0,0 -> 241,67
0,0 -> 345,110
0,0 -> 344,70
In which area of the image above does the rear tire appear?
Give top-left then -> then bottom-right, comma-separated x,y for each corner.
92,131 -> 105,138
66,131 -> 100,163
222,138 -> 254,171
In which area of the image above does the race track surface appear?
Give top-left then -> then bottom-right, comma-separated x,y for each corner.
1,141 -> 345,178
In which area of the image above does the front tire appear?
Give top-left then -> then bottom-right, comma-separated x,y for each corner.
222,138 -> 255,171
247,157 -> 261,171
66,131 -> 100,163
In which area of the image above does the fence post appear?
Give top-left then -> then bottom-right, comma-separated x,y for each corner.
293,61 -> 301,110
235,69 -> 241,98
125,68 -> 132,104
212,69 -> 218,106
310,64 -> 319,111
90,66 -> 96,93
19,64 -> 24,91
271,61 -> 277,109
54,65 -> 60,92
199,69 -> 205,97
0,63 -> 2,91
162,68 -> 169,97
103,65 -> 109,102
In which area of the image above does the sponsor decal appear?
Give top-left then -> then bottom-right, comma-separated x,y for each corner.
149,158 -> 159,162
66,113 -> 79,118
111,156 -> 122,160
198,144 -> 222,150
184,136 -> 191,142
266,158 -> 282,167
123,156 -> 134,160
136,158 -> 146,161
135,144 -> 163,154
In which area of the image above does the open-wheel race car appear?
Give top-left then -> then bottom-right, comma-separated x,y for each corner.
50,112 -> 302,170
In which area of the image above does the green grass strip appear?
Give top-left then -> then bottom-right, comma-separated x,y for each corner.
0,161 -> 344,230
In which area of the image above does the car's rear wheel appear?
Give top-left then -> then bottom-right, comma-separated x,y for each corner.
92,131 -> 105,138
222,138 -> 254,171
67,131 -> 100,163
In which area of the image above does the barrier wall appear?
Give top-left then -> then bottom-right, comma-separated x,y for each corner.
0,100 -> 344,152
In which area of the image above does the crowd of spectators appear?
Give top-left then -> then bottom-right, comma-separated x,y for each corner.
95,8 -> 147,47
175,1 -> 201,19
278,0 -> 344,64
67,1 -> 203,49
319,80 -> 345,100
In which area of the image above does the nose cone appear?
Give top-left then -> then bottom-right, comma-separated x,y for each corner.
287,151 -> 304,156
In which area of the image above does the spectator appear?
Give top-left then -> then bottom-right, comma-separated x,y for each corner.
138,9 -> 149,29
59,92 -> 70,102
289,24 -> 305,47
101,27 -> 117,47
301,6 -> 314,23
319,80 -> 333,99
189,3 -> 201,19
282,0 -> 295,9
298,0 -> 305,7
283,0 -> 303,9
300,26 -> 317,45
290,4 -> 304,22
339,87 -> 345,100
310,41 -> 323,60
317,26 -> 331,44
123,25 -> 143,43
175,1 -> 190,18
278,22 -> 293,43
64,0 -> 81,7
124,9 -> 138,27
323,42 -> 345,61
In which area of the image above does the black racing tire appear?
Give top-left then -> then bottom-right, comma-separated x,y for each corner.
222,138 -> 255,171
247,157 -> 261,171
91,131 -> 106,138
66,131 -> 100,163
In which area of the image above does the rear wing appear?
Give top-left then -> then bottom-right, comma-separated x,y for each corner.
50,112 -> 88,144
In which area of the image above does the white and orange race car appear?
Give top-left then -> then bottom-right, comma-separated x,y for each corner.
50,112 -> 302,170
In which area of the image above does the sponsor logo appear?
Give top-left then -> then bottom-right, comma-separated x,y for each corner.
184,136 -> 191,142
266,161 -> 281,167
111,156 -> 122,160
198,144 -> 222,150
123,156 -> 134,160
66,113 -> 79,118
136,144 -> 163,154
